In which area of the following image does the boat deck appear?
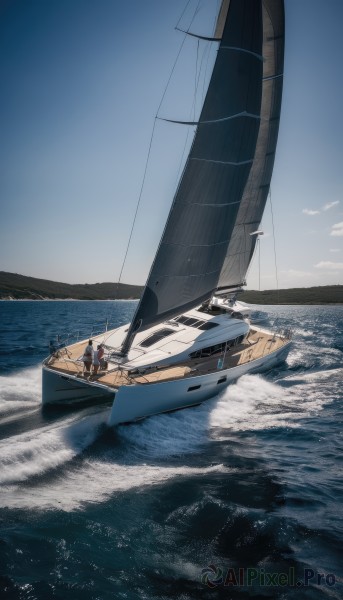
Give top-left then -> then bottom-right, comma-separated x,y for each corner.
45,327 -> 289,389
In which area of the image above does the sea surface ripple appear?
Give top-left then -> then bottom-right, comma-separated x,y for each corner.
0,301 -> 342,599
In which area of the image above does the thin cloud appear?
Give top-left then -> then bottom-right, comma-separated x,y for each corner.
302,208 -> 320,216
322,200 -> 339,211
302,201 -> 339,216
330,222 -> 343,237
282,269 -> 313,278
315,261 -> 343,270
330,248 -> 341,253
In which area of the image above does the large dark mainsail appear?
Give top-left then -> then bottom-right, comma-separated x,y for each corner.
217,0 -> 285,292
122,0 -> 284,353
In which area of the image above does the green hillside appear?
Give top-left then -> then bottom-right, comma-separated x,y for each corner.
0,272 -> 143,300
0,272 -> 342,303
240,285 -> 343,305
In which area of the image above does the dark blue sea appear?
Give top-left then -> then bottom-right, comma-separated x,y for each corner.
0,301 -> 342,600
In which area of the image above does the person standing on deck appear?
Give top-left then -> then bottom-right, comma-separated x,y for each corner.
92,344 -> 103,375
83,340 -> 93,376
97,344 -> 105,367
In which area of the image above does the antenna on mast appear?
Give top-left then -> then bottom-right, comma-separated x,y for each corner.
250,230 -> 264,291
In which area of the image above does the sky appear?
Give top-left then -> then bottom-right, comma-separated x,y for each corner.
1,0 -> 342,290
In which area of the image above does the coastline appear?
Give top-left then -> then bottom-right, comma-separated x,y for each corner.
0,298 -> 341,305
0,297 -> 140,302
1,272 -> 342,304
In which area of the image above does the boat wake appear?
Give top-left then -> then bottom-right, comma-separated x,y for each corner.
0,409 -> 107,485
209,369 -> 340,432
0,364 -> 338,511
0,365 -> 41,417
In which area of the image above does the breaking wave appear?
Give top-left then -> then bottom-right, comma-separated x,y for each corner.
0,366 -> 41,416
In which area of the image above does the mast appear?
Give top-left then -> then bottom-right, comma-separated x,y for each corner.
214,0 -> 230,39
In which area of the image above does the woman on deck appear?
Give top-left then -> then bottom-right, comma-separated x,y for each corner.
82,340 -> 93,376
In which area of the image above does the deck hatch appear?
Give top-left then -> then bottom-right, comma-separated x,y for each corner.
140,328 -> 174,348
174,315 -> 218,330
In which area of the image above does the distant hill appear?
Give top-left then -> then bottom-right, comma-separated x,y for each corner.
240,285 -> 343,305
0,272 -> 143,300
0,271 -> 342,304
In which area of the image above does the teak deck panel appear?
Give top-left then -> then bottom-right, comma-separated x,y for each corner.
46,328 -> 288,390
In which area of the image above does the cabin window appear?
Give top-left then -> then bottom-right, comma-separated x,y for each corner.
140,328 -> 174,348
189,342 -> 226,359
188,385 -> 201,391
174,315 -> 218,329
217,376 -> 227,384
189,334 -> 246,359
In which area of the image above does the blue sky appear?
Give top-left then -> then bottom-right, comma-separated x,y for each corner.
1,0 -> 342,290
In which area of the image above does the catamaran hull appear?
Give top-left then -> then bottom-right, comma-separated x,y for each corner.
42,367 -> 114,405
42,339 -> 290,419
107,340 -> 291,426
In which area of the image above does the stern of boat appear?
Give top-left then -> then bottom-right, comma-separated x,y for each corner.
42,365 -> 114,405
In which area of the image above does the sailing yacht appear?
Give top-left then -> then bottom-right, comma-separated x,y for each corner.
42,0 -> 292,425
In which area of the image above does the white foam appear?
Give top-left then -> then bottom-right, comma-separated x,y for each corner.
209,373 -> 333,432
117,405 -> 209,458
281,366 -> 342,384
0,461 -> 226,511
0,366 -> 41,415
0,390 -> 227,510
0,369 -> 337,512
0,409 -> 107,484
116,374 -> 318,456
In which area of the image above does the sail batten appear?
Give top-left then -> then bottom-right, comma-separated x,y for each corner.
121,0 -> 284,353
220,46 -> 264,60
175,27 -> 221,43
263,74 -> 283,81
160,112 -> 261,126
159,237 -> 235,248
191,158 -> 254,166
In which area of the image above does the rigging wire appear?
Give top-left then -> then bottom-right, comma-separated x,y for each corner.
173,38 -> 201,185
175,20 -> 217,185
116,0 -> 203,287
194,40 -> 200,121
175,0 -> 193,30
269,188 -> 280,303
116,118 -> 157,287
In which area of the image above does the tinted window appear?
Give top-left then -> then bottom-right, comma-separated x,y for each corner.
174,315 -> 218,329
175,315 -> 189,324
189,335 -> 245,359
140,328 -> 174,348
198,322 -> 218,330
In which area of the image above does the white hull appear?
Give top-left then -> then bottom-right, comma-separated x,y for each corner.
107,339 -> 291,425
42,300 -> 292,424
42,367 -> 114,405
43,336 -> 291,423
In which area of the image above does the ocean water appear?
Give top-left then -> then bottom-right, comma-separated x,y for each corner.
0,300 -> 342,600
